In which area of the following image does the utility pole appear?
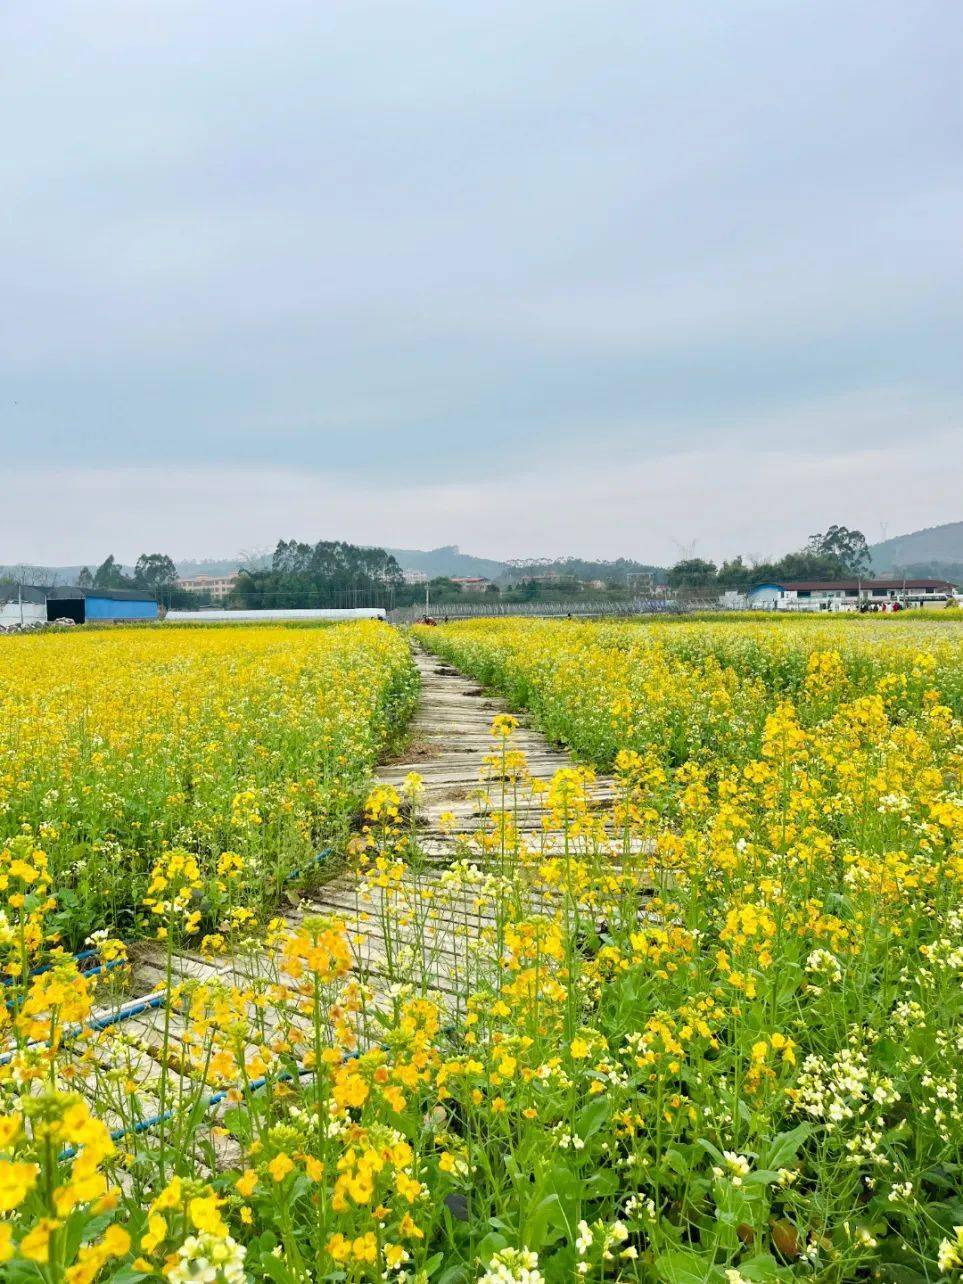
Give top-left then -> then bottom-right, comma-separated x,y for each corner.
18,583 -> 23,628
425,580 -> 430,616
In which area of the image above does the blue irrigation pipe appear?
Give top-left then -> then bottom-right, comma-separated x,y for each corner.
17,845 -> 339,1151
61,1064 -> 323,1159
285,847 -> 333,882
1,849 -> 333,1054
1,947 -> 100,987
0,988 -> 168,1067
4,957 -> 127,1011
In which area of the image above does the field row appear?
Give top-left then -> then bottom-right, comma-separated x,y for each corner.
0,622 -> 418,948
412,617 -> 963,1281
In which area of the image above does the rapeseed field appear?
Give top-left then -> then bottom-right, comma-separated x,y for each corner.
1,616 -> 961,1284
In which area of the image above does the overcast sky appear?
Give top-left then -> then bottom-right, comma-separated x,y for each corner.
2,0 -> 961,566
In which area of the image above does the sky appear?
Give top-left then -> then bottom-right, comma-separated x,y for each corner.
2,0 -> 961,567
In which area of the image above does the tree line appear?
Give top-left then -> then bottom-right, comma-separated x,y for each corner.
6,523 -> 902,614
666,525 -> 872,591
234,540 -> 405,609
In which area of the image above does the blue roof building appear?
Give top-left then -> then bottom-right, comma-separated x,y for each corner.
45,587 -> 158,624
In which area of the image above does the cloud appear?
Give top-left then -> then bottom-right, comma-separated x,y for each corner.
3,387 -> 959,565
1,0 -> 961,548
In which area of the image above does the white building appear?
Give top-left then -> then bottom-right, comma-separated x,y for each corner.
719,590 -> 748,609
746,579 -> 956,612
401,569 -> 428,585
176,572 -> 240,600
164,607 -> 386,623
0,584 -> 48,627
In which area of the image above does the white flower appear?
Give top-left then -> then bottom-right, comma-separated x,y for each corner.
166,1234 -> 246,1284
721,1151 -> 751,1185
938,1226 -> 963,1273
478,1247 -> 545,1284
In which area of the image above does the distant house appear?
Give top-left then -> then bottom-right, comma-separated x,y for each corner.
46,587 -> 159,623
1,584 -> 159,626
401,569 -> 428,585
450,577 -> 492,591
746,579 -> 955,611
176,572 -> 239,600
0,584 -> 49,627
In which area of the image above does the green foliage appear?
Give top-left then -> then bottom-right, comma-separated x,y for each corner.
235,539 -> 404,609
670,524 -> 875,592
93,553 -> 131,589
505,557 -> 665,587
667,559 -> 718,589
133,552 -> 178,589
806,524 -> 871,575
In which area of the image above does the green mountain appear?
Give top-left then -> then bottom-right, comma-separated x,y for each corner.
869,522 -> 963,581
504,557 -> 666,585
385,545 -> 508,579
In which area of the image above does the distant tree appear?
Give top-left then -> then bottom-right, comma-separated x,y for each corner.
485,582 -> 500,595
667,558 -> 718,589
2,564 -> 59,588
716,556 -> 750,590
426,577 -> 462,603
93,555 -> 131,589
237,538 -> 403,609
273,540 -> 314,575
76,566 -> 94,588
133,553 -> 179,590
807,525 -> 870,576
772,550 -> 850,581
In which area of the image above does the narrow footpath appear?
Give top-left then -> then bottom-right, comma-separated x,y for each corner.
73,642 -> 617,1163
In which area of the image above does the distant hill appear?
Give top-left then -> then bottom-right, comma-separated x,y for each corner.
385,545 -> 508,579
504,556 -> 667,585
1,557 -> 258,584
869,522 -> 963,580
0,564 -> 90,585
175,556 -> 265,576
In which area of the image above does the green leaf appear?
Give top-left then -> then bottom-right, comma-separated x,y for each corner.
664,1147 -> 693,1177
737,1253 -> 790,1281
654,1248 -> 727,1283
546,1162 -> 581,1204
744,1170 -> 781,1187
762,1124 -> 812,1172
696,1137 -> 726,1165
476,1231 -> 510,1265
577,1094 -> 611,1140
523,1193 -> 566,1250
255,1256 -> 303,1284
436,1268 -> 471,1284
583,1168 -> 618,1198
